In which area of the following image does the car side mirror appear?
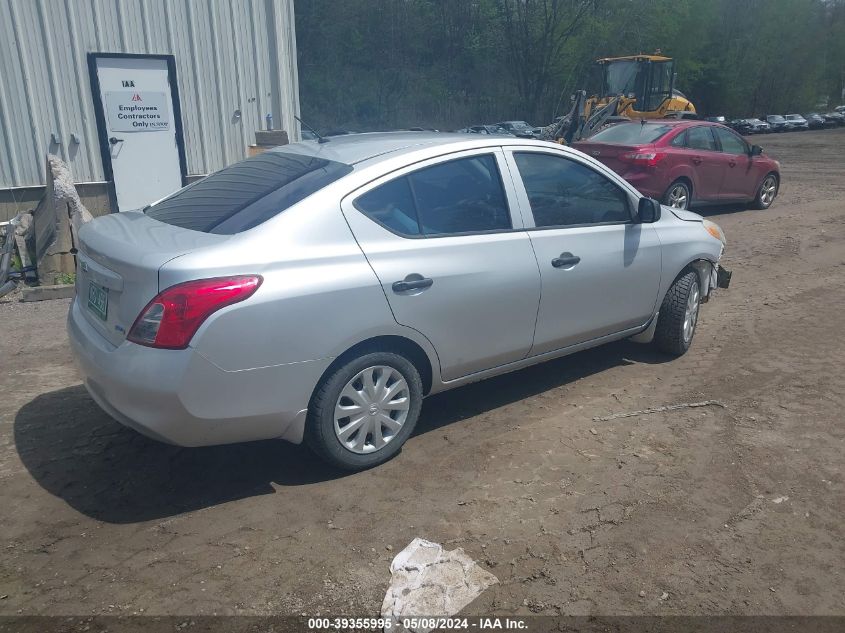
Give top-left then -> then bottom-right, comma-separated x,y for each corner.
637,197 -> 661,223
750,144 -> 763,156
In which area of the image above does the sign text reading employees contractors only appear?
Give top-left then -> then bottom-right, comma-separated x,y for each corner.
105,91 -> 170,132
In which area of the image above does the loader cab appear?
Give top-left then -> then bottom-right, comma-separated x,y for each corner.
598,55 -> 676,113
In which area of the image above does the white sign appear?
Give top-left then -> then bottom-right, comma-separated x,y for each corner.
105,91 -> 170,132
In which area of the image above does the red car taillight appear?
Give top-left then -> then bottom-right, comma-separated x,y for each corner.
621,151 -> 666,167
128,275 -> 263,349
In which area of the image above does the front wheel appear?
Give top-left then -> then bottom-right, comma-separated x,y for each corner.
663,180 -> 691,210
751,173 -> 778,209
305,351 -> 423,470
654,271 -> 701,356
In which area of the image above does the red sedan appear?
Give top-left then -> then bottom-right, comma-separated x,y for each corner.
573,120 -> 780,210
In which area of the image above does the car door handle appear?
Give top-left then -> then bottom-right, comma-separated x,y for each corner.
392,277 -> 433,292
728,160 -> 736,167
691,156 -> 702,165
552,253 -> 581,268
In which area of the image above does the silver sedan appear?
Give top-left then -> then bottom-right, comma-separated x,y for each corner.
68,132 -> 730,470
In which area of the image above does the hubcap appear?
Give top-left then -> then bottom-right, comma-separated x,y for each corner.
760,176 -> 777,205
334,365 -> 410,454
683,282 -> 700,344
668,185 -> 688,209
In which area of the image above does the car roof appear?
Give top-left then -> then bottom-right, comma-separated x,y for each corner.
272,131 -> 548,167
274,132 -> 480,165
626,119 -> 721,129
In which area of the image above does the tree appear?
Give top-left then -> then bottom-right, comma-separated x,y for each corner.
498,0 -> 595,120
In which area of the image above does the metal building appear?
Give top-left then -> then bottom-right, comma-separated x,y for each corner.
0,0 -> 300,219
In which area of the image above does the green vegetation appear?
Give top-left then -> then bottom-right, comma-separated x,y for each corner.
55,273 -> 76,286
296,0 -> 845,130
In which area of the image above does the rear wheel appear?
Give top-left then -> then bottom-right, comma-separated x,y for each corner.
663,180 -> 691,210
654,271 -> 701,356
751,173 -> 778,209
305,351 -> 423,470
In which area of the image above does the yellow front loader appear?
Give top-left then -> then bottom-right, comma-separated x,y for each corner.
587,54 -> 695,119
541,53 -> 696,144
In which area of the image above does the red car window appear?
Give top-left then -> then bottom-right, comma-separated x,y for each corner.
686,127 -> 718,151
713,127 -> 748,155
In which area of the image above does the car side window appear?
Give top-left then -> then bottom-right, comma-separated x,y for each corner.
354,176 -> 420,235
355,154 -> 512,237
670,130 -> 687,147
686,126 -> 718,151
513,152 -> 631,228
713,127 -> 748,155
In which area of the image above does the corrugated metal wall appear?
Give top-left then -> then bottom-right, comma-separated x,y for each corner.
0,0 -> 300,188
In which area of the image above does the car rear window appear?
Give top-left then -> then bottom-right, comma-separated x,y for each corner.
588,123 -> 673,145
144,151 -> 352,234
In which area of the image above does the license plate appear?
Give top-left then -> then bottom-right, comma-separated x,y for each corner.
87,282 -> 109,321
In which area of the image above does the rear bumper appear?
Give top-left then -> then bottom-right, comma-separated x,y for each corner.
619,171 -> 663,199
67,298 -> 330,447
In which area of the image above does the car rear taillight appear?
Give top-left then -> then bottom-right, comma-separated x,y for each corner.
128,275 -> 262,349
621,151 -> 666,167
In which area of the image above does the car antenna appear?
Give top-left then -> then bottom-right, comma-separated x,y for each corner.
294,115 -> 330,144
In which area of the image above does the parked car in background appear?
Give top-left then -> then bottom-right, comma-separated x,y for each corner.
495,120 -> 538,138
765,115 -> 792,132
835,105 -> 845,114
573,120 -> 780,211
728,120 -> 749,134
458,125 -> 513,136
823,111 -> 845,126
67,132 -> 731,470
784,114 -> 809,130
805,113 -> 827,129
730,118 -> 770,135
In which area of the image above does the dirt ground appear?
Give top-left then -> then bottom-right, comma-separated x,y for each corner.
1,128 -> 844,620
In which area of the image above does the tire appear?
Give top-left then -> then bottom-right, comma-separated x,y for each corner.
663,179 -> 691,210
654,271 -> 701,356
305,350 -> 423,470
751,173 -> 778,209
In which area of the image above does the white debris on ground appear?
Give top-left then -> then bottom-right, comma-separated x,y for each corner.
380,538 -> 498,633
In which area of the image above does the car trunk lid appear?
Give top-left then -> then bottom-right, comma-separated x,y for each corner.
573,141 -> 649,174
76,212 -> 229,347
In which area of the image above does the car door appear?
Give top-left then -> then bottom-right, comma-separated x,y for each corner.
678,125 -> 728,201
505,148 -> 662,356
341,149 -> 541,382
712,126 -> 755,200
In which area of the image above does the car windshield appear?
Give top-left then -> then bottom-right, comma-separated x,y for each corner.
603,60 -> 639,96
588,122 -> 673,144
145,151 -> 353,234
508,121 -> 532,131
769,115 -> 785,122
785,115 -> 802,120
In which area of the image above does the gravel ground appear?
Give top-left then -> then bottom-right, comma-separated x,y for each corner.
1,128 -> 844,619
